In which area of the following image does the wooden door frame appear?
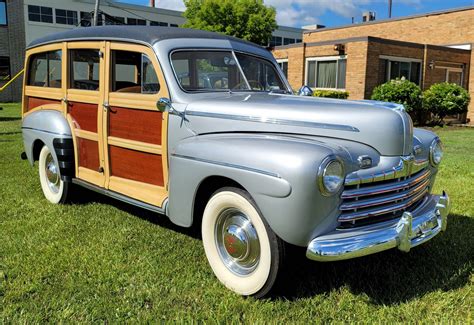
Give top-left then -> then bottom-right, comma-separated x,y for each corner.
103,41 -> 169,207
65,41 -> 107,187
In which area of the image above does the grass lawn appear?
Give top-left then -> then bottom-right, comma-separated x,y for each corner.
0,102 -> 472,322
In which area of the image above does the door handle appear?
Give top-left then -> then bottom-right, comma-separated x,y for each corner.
103,102 -> 110,112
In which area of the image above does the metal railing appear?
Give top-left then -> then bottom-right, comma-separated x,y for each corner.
0,69 -> 25,93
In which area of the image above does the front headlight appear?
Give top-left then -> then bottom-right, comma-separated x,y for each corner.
318,156 -> 344,196
430,139 -> 443,166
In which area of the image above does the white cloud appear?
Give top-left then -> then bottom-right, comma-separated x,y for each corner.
153,0 -> 422,28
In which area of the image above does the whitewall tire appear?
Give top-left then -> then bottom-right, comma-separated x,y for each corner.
202,187 -> 284,298
38,145 -> 69,204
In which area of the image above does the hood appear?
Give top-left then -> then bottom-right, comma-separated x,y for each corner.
183,93 -> 413,156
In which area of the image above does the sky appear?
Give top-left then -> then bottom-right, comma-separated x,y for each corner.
118,0 -> 474,28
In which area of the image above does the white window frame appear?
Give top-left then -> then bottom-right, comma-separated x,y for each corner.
304,55 -> 347,90
436,66 -> 464,85
276,59 -> 288,78
380,55 -> 422,85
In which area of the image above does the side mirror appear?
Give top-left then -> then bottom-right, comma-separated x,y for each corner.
157,97 -> 171,112
298,85 -> 314,96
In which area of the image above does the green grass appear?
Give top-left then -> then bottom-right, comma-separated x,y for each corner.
0,102 -> 472,322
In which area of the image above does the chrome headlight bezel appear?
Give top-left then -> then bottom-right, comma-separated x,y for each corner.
318,155 -> 345,196
429,138 -> 443,166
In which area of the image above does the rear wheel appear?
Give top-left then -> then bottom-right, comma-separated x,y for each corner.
38,145 -> 70,204
201,187 -> 284,298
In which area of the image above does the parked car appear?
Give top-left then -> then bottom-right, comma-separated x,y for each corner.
21,26 -> 450,298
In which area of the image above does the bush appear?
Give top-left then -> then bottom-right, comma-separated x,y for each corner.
423,82 -> 470,123
313,89 -> 349,99
371,78 -> 423,114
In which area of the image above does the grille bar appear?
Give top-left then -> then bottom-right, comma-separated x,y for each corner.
341,169 -> 431,199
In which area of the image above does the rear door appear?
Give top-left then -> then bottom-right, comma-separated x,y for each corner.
102,42 -> 169,207
66,41 -> 107,187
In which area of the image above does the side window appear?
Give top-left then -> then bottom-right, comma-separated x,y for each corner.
70,49 -> 100,91
27,50 -> 62,88
111,50 -> 160,94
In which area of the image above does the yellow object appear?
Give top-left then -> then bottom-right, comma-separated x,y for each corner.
0,69 -> 24,92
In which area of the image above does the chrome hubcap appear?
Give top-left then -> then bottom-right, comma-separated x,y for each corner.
45,153 -> 60,193
215,208 -> 260,276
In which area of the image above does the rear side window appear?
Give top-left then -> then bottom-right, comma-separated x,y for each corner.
27,50 -> 62,88
111,50 -> 160,94
70,49 -> 100,91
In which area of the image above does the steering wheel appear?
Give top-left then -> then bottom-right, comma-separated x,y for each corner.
232,80 -> 264,91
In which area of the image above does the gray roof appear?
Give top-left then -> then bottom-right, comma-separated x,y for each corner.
27,26 -> 257,49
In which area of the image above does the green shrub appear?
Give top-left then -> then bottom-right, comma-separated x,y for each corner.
423,82 -> 470,122
371,78 -> 422,114
313,89 -> 349,99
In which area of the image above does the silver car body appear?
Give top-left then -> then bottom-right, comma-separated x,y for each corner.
22,27 -> 450,261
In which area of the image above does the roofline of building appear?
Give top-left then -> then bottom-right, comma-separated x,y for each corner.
303,5 -> 474,34
272,36 -> 472,54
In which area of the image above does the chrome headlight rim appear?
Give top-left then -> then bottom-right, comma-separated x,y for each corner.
429,138 -> 443,167
318,155 -> 345,197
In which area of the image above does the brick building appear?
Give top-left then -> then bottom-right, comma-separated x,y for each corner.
272,6 -> 474,123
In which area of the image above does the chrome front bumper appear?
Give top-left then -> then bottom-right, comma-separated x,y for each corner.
306,192 -> 450,262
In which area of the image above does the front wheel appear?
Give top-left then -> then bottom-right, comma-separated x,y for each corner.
201,187 -> 285,298
38,145 -> 70,204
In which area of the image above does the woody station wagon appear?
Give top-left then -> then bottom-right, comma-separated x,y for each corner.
21,26 -> 450,298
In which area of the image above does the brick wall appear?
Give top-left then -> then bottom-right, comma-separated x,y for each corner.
0,0 -> 25,102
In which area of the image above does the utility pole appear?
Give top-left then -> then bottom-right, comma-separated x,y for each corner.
388,0 -> 392,18
93,0 -> 100,26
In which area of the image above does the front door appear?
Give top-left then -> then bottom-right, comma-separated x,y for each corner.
102,42 -> 169,207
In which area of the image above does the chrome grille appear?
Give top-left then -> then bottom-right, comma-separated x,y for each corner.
339,158 -> 431,227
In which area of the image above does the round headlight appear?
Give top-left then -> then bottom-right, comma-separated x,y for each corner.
318,157 -> 344,196
430,139 -> 443,166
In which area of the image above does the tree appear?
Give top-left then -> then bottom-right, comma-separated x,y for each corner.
183,0 -> 277,46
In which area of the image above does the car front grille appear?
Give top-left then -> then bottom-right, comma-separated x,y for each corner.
338,158 -> 432,228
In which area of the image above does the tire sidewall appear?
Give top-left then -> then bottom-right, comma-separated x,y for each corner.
202,188 -> 274,296
38,145 -> 65,204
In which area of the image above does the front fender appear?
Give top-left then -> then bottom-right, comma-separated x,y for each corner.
168,133 -> 348,246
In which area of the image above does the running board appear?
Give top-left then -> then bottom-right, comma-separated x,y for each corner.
72,178 -> 167,215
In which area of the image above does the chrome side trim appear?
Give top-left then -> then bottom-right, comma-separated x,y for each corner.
72,178 -> 167,215
21,126 -> 71,137
171,153 -> 281,178
307,192 -> 450,262
185,111 -> 360,132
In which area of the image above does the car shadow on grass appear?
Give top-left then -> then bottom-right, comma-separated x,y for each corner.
68,188 -> 472,305
274,213 -> 473,305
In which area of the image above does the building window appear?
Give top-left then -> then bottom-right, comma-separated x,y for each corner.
306,56 -> 346,89
170,24 -> 179,27
111,50 -> 160,94
70,49 -> 100,91
0,0 -> 7,26
28,5 -> 53,23
269,36 -> 282,47
80,11 -> 102,26
150,21 -> 168,26
127,18 -> 146,25
277,60 -> 288,78
56,9 -> 78,25
296,39 -> 302,43
27,51 -> 62,88
0,56 -> 10,82
283,38 -> 295,45
381,56 -> 421,85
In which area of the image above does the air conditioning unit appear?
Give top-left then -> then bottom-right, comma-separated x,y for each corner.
362,11 -> 376,22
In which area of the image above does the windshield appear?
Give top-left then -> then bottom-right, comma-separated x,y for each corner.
171,50 -> 287,92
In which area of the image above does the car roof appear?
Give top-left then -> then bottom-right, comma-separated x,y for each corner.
27,26 -> 260,49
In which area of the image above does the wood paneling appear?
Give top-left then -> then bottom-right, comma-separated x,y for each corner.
78,138 -> 100,171
109,146 -> 163,186
27,97 -> 60,112
68,101 -> 98,132
109,107 -> 162,145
